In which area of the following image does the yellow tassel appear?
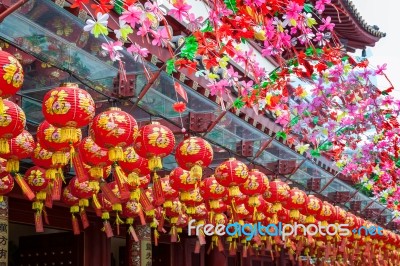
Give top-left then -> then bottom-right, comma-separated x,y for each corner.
0,196 -> 3,202
130,189 -> 141,201
108,146 -> 125,162
60,127 -> 78,143
126,218 -> 134,225
102,211 -> 110,220
249,196 -> 260,207
46,168 -> 58,180
79,199 -> 89,207
0,98 -> 4,114
92,194 -> 102,209
305,215 -> 315,224
146,210 -> 155,217
209,200 -> 220,209
148,156 -> 162,171
113,203 -> 122,212
36,191 -> 47,201
180,191 -> 191,201
190,165 -> 203,180
115,212 -> 124,224
187,206 -> 196,215
290,210 -> 300,220
52,151 -> 68,166
6,159 -> 19,173
89,166 -> 103,180
163,200 -> 173,208
170,217 -> 179,224
114,165 -> 128,185
70,206 -> 80,213
89,181 -> 100,193
321,220 -> 328,227
128,172 -> 139,187
57,168 -> 65,183
32,201 -> 44,212
272,203 -> 282,212
228,186 -> 241,197
0,138 -> 9,154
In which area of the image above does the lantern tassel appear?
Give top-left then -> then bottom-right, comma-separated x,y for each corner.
0,138 -> 9,154
190,165 -> 202,180
149,156 -> 162,172
51,176 -> 63,201
89,166 -> 104,180
72,214 -> 80,235
60,127 -> 78,143
115,212 -> 124,236
109,146 -> 125,162
290,210 -> 300,220
129,225 -> 139,242
6,159 -> 19,173
127,172 -> 139,188
80,208 -> 90,229
139,189 -> 154,211
15,173 -> 35,201
52,151 -> 68,166
152,173 -> 165,206
103,220 -> 114,238
35,211 -> 44,232
113,165 -> 130,200
72,151 -> 89,182
92,194 -> 102,210
0,98 -> 4,114
305,215 -> 315,224
100,182 -> 120,205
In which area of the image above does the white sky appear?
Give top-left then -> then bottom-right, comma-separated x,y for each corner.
350,0 -> 400,95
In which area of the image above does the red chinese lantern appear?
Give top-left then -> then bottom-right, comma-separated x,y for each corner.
133,122 -> 175,206
175,136 -> 213,180
200,175 -> 228,209
119,146 -> 150,187
0,50 -> 24,105
36,120 -> 82,165
264,179 -> 290,212
179,188 -> 203,215
133,122 -> 175,171
42,83 -> 95,142
283,188 -> 307,220
330,206 -> 346,224
245,195 -> 269,221
300,195 -> 323,223
316,201 -> 335,226
25,166 -> 50,232
240,169 -> 269,209
79,137 -> 111,180
90,107 -> 138,161
0,99 -> 26,154
169,167 -> 197,192
3,130 -> 34,173
214,158 -> 249,197
69,176 -> 100,209
161,176 -> 179,210
0,173 -> 14,201
62,186 -> 81,234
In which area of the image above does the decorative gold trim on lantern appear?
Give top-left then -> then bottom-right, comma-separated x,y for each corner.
101,211 -> 110,220
289,210 -> 300,220
60,82 -> 79,88
271,202 -> 282,212
190,165 -> 203,180
0,138 -> 10,155
6,159 -> 19,173
149,156 -> 162,171
109,147 -> 125,162
52,151 -> 68,166
228,186 -> 241,197
108,107 -> 122,111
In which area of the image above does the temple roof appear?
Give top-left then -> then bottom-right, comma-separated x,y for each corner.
323,0 -> 386,51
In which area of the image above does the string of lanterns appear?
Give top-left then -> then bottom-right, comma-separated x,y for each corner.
0,50 -> 399,265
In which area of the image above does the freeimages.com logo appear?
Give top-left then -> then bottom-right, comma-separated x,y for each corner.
188,220 -> 384,241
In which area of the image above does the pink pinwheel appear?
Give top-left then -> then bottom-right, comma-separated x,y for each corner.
127,43 -> 149,62
315,0 -> 331,14
375,63 -> 387,75
120,5 -> 143,27
168,0 -> 192,22
101,41 -> 123,61
318,16 -> 335,32
186,13 -> 203,31
240,80 -> 254,95
151,27 -> 171,47
137,19 -> 152,37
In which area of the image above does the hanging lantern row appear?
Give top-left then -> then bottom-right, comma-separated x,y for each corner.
1,55 -> 400,264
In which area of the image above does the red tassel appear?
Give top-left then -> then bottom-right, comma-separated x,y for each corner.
194,240 -> 201,254
51,176 -> 63,201
253,234 -> 261,246
217,238 -> 224,252
72,215 -> 80,235
152,174 -> 165,206
170,227 -> 177,243
72,152 -> 89,182
35,212 -> 44,232
129,226 -> 139,242
113,166 -> 130,200
45,190 -> 53,208
43,209 -> 50,225
198,232 -> 206,245
80,209 -> 90,229
94,206 -> 102,217
104,221 -> 113,238
229,242 -> 236,256
157,213 -> 165,232
15,173 -> 35,201
243,245 -> 248,258
248,246 -> 254,256
139,189 -> 154,211
100,182 -> 120,205
138,206 -> 146,225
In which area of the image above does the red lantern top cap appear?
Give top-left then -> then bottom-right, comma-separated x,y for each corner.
60,82 -> 79,88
